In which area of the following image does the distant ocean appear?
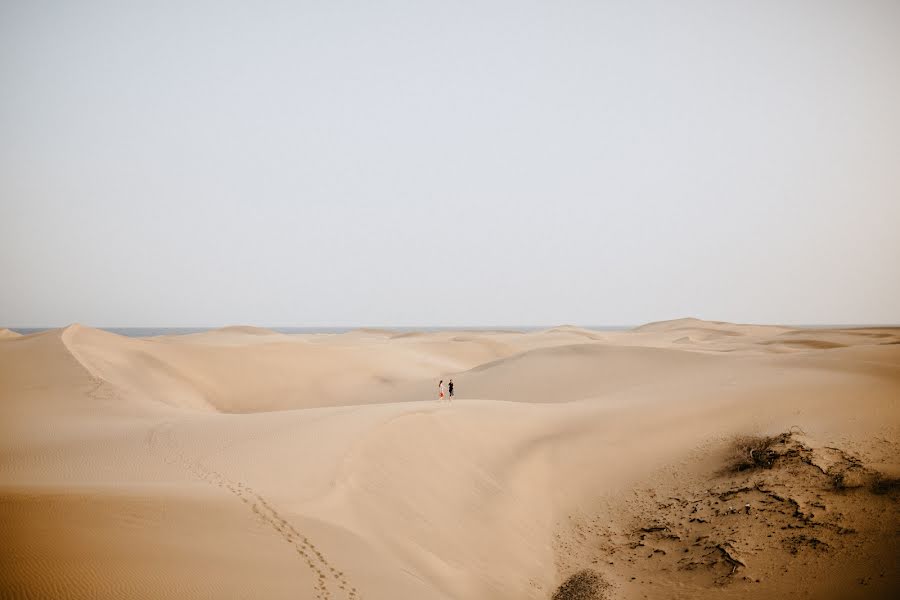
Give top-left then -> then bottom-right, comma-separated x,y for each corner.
9,325 -> 634,337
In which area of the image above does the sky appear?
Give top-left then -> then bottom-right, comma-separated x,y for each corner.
1,0 -> 899,327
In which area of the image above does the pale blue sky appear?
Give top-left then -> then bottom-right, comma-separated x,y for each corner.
2,1 -> 899,327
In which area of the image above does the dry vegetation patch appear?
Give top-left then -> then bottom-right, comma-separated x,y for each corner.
555,431 -> 900,596
870,473 -> 900,495
552,570 -> 611,600
726,432 -> 799,471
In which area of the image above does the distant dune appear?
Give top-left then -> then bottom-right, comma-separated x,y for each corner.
1,319 -> 898,599
632,316 -> 715,331
216,325 -> 281,335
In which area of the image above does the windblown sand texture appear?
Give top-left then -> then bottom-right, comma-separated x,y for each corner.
1,319 -> 898,599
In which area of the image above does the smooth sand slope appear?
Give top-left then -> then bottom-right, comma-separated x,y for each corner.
1,320 -> 898,600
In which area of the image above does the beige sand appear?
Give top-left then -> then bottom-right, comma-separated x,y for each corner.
1,320 -> 898,599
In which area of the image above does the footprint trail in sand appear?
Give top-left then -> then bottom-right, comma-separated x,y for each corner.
148,422 -> 359,600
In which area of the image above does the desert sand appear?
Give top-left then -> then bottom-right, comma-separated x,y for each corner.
1,319 -> 898,599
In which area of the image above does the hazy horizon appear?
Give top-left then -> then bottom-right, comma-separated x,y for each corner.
2,1 -> 899,328
7,319 -> 899,335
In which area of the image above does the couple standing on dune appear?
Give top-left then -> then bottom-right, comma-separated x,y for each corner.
437,379 -> 454,401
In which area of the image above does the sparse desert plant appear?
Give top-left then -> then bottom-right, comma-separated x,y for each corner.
830,471 -> 846,491
828,459 -> 868,491
552,569 -> 610,600
870,473 -> 900,495
727,433 -> 789,471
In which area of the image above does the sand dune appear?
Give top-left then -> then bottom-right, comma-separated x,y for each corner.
1,319 -> 898,599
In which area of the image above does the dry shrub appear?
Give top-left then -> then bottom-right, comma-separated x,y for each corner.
727,434 -> 788,472
831,471 -> 846,491
552,570 -> 610,600
871,473 -> 900,495
828,469 -> 866,491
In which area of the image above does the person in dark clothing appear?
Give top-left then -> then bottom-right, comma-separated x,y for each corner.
448,379 -> 454,399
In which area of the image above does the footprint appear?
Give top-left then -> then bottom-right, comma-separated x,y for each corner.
148,423 -> 361,599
